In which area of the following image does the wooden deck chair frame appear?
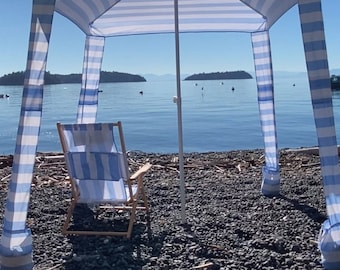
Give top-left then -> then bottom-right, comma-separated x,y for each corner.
57,121 -> 152,238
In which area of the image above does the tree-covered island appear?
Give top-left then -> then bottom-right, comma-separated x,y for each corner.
0,71 -> 146,85
184,70 -> 252,81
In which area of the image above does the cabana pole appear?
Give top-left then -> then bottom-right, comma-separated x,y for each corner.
174,0 -> 186,223
76,36 -> 105,124
0,1 -> 55,269
298,0 -> 340,268
251,30 -> 280,196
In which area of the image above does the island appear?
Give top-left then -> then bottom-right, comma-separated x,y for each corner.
0,71 -> 146,85
184,70 -> 252,81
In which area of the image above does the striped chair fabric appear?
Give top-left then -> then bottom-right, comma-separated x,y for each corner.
65,152 -> 132,203
60,123 -> 132,203
56,121 -> 151,238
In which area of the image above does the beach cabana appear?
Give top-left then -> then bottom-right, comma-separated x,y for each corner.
0,0 -> 339,269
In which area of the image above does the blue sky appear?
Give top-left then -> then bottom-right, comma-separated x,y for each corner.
0,1 -> 339,77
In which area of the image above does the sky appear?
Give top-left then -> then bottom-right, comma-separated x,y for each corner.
0,1 -> 340,77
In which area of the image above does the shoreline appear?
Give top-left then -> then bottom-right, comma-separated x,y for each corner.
0,144 -> 335,157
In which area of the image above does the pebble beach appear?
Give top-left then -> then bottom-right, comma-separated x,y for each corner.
0,149 -> 327,269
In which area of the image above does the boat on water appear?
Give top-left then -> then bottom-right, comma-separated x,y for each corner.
331,75 -> 340,90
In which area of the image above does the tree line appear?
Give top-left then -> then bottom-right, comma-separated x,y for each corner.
184,71 -> 252,81
0,71 -> 146,85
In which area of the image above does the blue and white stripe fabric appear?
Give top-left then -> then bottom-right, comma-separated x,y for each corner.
251,30 -> 280,196
54,0 -> 298,37
0,0 -> 55,269
60,123 -> 130,203
61,122 -> 117,153
91,0 -> 267,35
298,0 -> 340,268
76,36 -> 105,124
66,152 -> 128,203
57,0 -> 265,35
241,0 -> 296,28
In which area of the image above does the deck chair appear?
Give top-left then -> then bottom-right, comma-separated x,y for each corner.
56,121 -> 152,238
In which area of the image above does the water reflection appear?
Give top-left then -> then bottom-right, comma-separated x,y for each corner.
332,90 -> 340,99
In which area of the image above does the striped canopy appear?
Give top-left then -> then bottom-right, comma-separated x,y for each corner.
54,0 -> 297,36
1,1 -> 340,270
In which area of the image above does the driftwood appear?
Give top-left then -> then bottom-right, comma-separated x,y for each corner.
0,146 -> 333,174
301,162 -> 320,167
284,145 -> 340,155
193,262 -> 215,269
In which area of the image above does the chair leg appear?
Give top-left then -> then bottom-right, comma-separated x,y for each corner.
62,198 -> 77,235
141,186 -> 149,211
126,200 -> 138,239
62,194 -> 147,238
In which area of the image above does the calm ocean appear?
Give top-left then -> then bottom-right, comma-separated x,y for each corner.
0,74 -> 339,155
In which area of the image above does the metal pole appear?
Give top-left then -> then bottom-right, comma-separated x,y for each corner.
174,0 -> 186,223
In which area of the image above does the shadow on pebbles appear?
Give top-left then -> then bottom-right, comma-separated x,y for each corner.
0,149 -> 328,269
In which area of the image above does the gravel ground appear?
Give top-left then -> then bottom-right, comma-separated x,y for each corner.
0,149 -> 328,269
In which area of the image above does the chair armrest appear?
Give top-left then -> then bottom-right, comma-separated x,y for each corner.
130,163 -> 152,180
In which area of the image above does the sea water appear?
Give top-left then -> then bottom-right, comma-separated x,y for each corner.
0,74 -> 339,155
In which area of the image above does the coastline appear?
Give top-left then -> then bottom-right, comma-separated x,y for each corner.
0,149 -> 326,269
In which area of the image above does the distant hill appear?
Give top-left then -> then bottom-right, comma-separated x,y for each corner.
184,71 -> 252,81
0,71 -> 146,85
